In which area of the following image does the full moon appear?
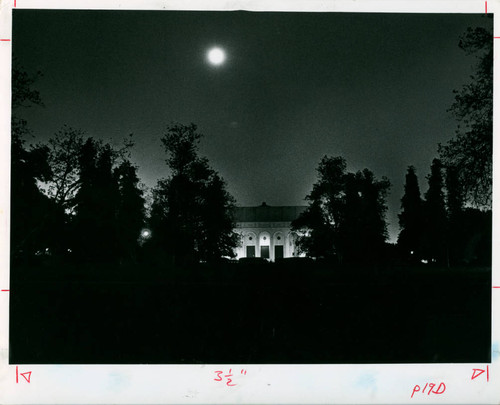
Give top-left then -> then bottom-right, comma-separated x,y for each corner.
207,47 -> 226,65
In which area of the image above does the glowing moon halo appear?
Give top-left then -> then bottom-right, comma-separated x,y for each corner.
207,47 -> 226,65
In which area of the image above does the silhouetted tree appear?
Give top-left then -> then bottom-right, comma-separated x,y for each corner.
444,165 -> 491,266
338,169 -> 390,263
11,65 -> 64,260
292,156 -> 390,264
44,129 -> 135,215
72,139 -> 120,261
355,169 -> 390,260
445,164 -> 464,220
421,159 -> 447,264
11,63 -> 43,141
71,138 -> 99,259
95,144 -> 121,259
439,26 -> 493,207
459,208 -> 492,265
114,159 -> 145,263
150,123 -> 238,264
444,164 -> 465,265
397,166 -> 423,261
199,171 -> 239,261
292,156 -> 346,260
44,126 -> 85,213
11,135 -> 58,259
292,199 -> 336,259
147,179 -> 171,262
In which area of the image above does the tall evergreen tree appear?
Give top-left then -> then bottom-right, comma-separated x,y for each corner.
397,166 -> 423,260
422,159 -> 448,264
445,164 -> 465,265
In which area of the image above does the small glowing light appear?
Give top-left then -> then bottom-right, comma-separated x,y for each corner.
207,47 -> 226,65
141,229 -> 151,238
410,251 -> 414,255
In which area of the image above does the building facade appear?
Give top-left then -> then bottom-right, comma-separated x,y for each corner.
233,203 -> 306,261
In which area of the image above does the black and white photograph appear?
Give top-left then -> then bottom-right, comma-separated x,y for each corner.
8,6 -> 493,370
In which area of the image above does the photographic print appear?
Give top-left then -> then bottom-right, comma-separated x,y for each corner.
9,7 -> 492,368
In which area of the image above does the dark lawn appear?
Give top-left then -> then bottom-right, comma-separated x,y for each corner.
9,260 -> 491,364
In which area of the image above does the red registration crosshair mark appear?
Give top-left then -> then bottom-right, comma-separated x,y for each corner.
16,366 -> 32,384
471,365 -> 489,382
0,39 -> 11,42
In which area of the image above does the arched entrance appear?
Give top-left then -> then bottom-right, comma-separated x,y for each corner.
245,232 -> 257,258
259,232 -> 271,259
273,232 -> 284,260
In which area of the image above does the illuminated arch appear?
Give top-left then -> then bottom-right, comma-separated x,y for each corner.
273,232 -> 284,245
245,232 -> 257,246
259,231 -> 271,246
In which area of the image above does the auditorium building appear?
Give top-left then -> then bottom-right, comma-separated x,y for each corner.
233,203 -> 307,261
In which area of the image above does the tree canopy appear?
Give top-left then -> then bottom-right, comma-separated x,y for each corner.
149,123 -> 239,264
292,156 -> 390,264
10,64 -> 62,259
439,26 -> 493,208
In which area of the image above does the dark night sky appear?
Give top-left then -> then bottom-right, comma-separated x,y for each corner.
12,10 -> 492,241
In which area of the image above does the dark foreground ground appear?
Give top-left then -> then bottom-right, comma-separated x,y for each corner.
10,260 -> 491,364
